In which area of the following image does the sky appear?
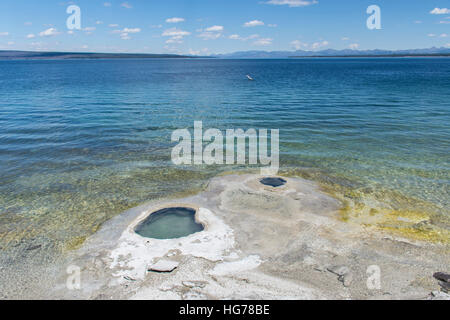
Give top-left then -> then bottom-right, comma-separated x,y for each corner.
0,0 -> 449,54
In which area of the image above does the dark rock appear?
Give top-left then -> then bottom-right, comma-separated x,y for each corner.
438,281 -> 450,293
26,245 -> 42,251
433,272 -> 450,283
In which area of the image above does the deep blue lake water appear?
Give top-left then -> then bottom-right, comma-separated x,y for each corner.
0,58 -> 449,251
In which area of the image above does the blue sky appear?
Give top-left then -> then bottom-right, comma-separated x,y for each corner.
0,0 -> 449,54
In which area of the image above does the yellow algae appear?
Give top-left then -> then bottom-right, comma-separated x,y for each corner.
279,167 -> 449,244
63,236 -> 87,252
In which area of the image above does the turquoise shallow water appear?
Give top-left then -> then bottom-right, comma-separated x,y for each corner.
135,207 -> 204,240
0,58 -> 449,253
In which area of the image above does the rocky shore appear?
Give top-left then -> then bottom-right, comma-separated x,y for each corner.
47,174 -> 449,300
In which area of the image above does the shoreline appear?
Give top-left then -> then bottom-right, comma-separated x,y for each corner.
41,173 -> 449,300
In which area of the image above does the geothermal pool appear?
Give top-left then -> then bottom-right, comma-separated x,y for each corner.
135,207 -> 204,239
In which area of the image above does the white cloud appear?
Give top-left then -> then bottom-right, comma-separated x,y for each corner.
341,37 -> 350,41
439,20 -> 450,24
349,43 -> 359,49
162,28 -> 191,37
24,22 -> 32,26
123,28 -> 140,33
440,33 -> 448,38
266,0 -> 318,7
253,38 -> 273,46
162,28 -> 191,44
26,34 -> 35,39
414,20 -> 422,24
311,40 -> 329,49
198,32 -> 222,40
109,24 -> 119,28
205,25 -> 224,32
112,27 -> 141,40
229,34 -> 259,41
428,33 -> 436,37
244,20 -> 264,27
104,2 -> 112,7
96,21 -> 103,25
121,2 -> 132,9
0,32 -> 9,36
166,36 -> 183,44
430,8 -> 450,15
166,17 -> 185,23
39,28 -> 60,37
268,24 -> 277,28
83,27 -> 96,32
291,40 -> 308,50
7,41 -> 14,46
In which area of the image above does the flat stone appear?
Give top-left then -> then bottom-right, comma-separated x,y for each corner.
148,260 -> 179,273
339,273 -> 353,287
429,291 -> 450,300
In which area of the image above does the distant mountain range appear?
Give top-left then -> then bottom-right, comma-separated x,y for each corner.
216,47 -> 450,59
0,50 -> 196,59
1,47 -> 450,60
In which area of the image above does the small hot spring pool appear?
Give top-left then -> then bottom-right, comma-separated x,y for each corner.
135,207 -> 204,239
260,177 -> 287,187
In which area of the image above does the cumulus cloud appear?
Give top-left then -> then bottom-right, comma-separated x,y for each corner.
291,40 -> 308,50
349,43 -> 359,49
430,8 -> 450,15
162,28 -> 191,37
166,17 -> 185,23
26,34 -> 35,39
291,39 -> 329,50
253,38 -> 273,46
229,34 -> 259,41
311,40 -> 329,49
113,27 -> 141,40
244,20 -> 264,27
39,28 -> 61,37
162,27 -> 191,44
205,25 -> 224,32
266,0 -> 318,7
